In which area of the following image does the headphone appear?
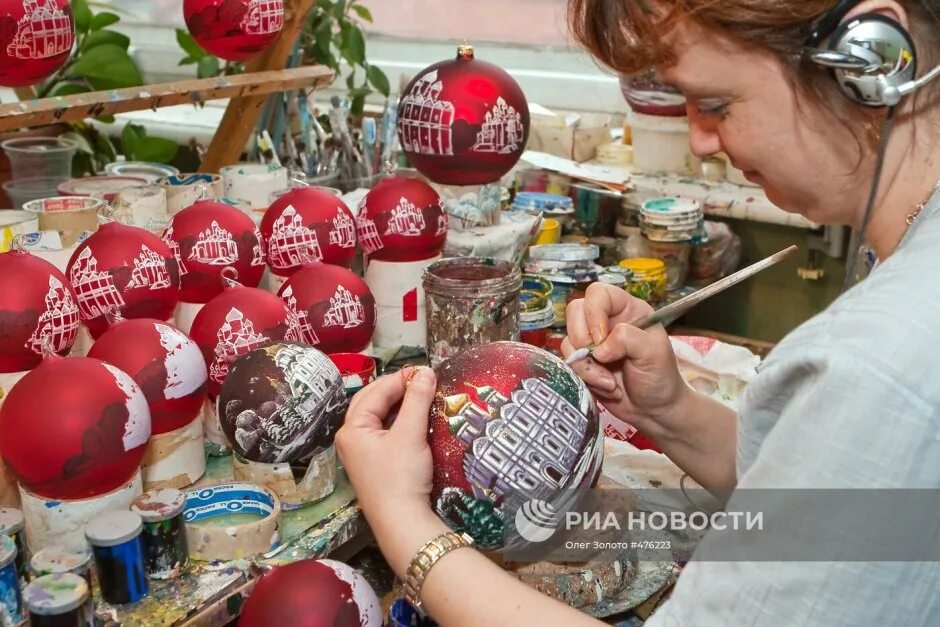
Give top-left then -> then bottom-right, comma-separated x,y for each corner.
805,0 -> 940,106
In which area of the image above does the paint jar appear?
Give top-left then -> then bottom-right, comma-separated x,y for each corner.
0,536 -> 23,623
0,507 -> 28,584
619,258 -> 667,304
520,275 -> 553,314
328,353 -> 377,396
644,239 -> 692,291
1,137 -> 77,181
534,218 -> 561,245
84,510 -> 149,604
388,597 -> 440,627
30,548 -> 93,592
597,272 -> 627,290
23,573 -> 94,627
520,300 -> 555,349
130,489 -> 188,581
516,169 -> 549,193
548,279 -> 574,328
423,257 -> 522,367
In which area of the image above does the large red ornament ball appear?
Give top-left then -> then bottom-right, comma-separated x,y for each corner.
356,176 -> 447,262
183,0 -> 283,62
428,342 -> 602,550
0,355 -> 151,500
278,263 -> 376,354
0,250 -> 79,373
161,200 -> 265,303
218,342 -> 345,464
89,319 -> 207,435
397,45 -> 530,186
239,558 -> 381,627
0,0 -> 75,88
189,284 -> 296,399
260,187 -> 357,279
66,222 -> 181,338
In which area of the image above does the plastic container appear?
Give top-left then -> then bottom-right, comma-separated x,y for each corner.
2,176 -> 67,208
1,137 -> 77,181
58,175 -> 149,202
131,489 -> 188,581
105,161 -> 180,182
534,218 -> 560,245
23,573 -> 93,626
30,547 -> 93,591
85,510 -> 148,604
0,535 -> 22,622
644,239 -> 692,291
0,508 -> 27,584
627,111 -> 698,176
619,258 -> 667,304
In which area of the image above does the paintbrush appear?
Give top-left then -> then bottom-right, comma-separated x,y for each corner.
565,245 -> 798,366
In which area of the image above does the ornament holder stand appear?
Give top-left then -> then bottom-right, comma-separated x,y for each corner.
141,416 -> 207,491
231,446 -> 338,510
365,256 -> 441,350
0,370 -> 28,509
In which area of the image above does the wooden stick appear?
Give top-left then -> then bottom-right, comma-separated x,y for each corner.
199,0 -> 320,172
0,66 -> 333,133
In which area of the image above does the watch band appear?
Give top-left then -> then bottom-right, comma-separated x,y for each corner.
403,531 -> 474,615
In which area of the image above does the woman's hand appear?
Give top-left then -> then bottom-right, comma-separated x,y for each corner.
563,282 -> 691,440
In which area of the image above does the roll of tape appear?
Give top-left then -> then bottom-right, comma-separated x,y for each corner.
182,483 -> 281,561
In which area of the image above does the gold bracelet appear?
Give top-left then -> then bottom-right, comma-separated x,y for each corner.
403,531 -> 474,615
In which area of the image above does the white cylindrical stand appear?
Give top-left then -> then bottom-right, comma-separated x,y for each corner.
232,446 -> 337,510
69,324 -> 94,357
141,416 -> 206,491
0,370 -> 28,509
20,471 -> 143,552
203,398 -> 230,452
174,301 -> 205,335
267,271 -> 289,296
364,256 -> 440,350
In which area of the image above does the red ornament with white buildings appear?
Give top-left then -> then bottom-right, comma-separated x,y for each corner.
277,263 -> 376,354
183,0 -> 284,62
0,0 -> 75,87
0,250 -> 79,372
66,222 -> 181,339
162,200 -> 265,303
356,175 -> 447,262
261,187 -> 357,281
397,45 -> 530,186
189,283 -> 297,398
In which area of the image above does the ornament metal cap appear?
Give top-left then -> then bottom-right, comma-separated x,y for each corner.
220,266 -> 241,289
457,42 -> 475,60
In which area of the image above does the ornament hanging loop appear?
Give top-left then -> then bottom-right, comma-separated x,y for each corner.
194,183 -> 210,202
103,306 -> 125,327
381,160 -> 398,176
288,168 -> 309,189
220,266 -> 241,288
457,42 -> 474,60
96,203 -> 116,225
10,233 -> 28,253
38,334 -> 60,361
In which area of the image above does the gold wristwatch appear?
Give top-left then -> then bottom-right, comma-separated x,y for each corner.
403,531 -> 475,615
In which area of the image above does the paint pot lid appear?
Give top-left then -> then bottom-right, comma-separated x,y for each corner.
528,244 -> 599,262
85,510 -> 143,547
0,507 -> 24,534
30,547 -> 93,576
24,573 -> 90,615
131,488 -> 186,522
0,535 -> 16,568
105,161 -> 180,181
598,273 -> 627,286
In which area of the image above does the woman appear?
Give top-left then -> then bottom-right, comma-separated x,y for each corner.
336,0 -> 940,624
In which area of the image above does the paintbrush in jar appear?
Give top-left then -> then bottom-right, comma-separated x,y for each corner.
565,245 -> 798,366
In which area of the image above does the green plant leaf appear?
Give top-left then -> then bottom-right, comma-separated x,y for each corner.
122,123 -> 142,157
345,70 -> 356,89
343,25 -> 365,64
81,29 -> 130,52
90,12 -> 120,30
72,0 -> 92,35
366,64 -> 389,97
60,130 -> 95,155
95,131 -> 118,162
178,56 -> 198,66
49,82 -> 90,97
67,44 -> 143,89
314,18 -> 332,56
351,93 -> 366,115
317,0 -> 334,10
332,0 -> 346,19
197,56 -> 221,78
132,136 -> 179,163
176,28 -> 206,59
351,4 -> 373,22
96,114 -> 116,124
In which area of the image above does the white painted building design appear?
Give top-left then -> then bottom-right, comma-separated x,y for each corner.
268,206 -> 322,268
127,245 -> 171,290
189,221 -> 238,266
322,286 -> 364,329
162,227 -> 188,277
385,197 -> 426,237
209,308 -> 268,382
282,286 -> 319,345
471,98 -> 524,154
329,211 -> 356,248
69,247 -> 125,320
356,216 -> 383,254
6,0 -> 73,60
27,275 -> 79,354
240,0 -> 283,35
399,70 -> 455,156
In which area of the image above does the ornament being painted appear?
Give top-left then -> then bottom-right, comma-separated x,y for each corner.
0,356 -> 151,500
89,319 -> 208,435
397,45 -> 530,186
183,0 -> 284,62
356,176 -> 447,262
0,0 -> 74,87
429,342 -> 602,550
219,342 -> 345,464
238,558 -> 381,627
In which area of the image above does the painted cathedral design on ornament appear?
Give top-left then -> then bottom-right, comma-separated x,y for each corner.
356,216 -> 383,254
209,308 -> 268,382
126,245 -> 172,290
471,98 -> 524,154
444,379 -> 588,502
322,286 -> 364,329
27,275 -> 79,354
282,286 -> 320,345
268,206 -> 322,267
385,197 -> 426,237
329,211 -> 356,248
6,0 -> 73,60
399,70 -> 455,156
239,0 -> 283,36
69,247 -> 125,319
162,227 -> 188,277
189,221 -> 238,265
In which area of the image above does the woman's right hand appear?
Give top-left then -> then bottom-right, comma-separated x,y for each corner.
563,282 -> 691,440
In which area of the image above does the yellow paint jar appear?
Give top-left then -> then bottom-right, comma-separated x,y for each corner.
619,258 -> 667,304
535,218 -> 561,245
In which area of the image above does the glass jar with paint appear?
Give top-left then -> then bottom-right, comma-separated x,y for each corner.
619,258 -> 667,304
23,573 -> 94,627
597,272 -> 628,290
519,300 -> 556,349
423,257 -> 522,367
84,511 -> 149,605
0,507 -> 28,585
131,489 -> 188,581
30,548 -> 93,592
0,535 -> 23,624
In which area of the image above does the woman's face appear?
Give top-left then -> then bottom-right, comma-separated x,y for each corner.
657,23 -> 872,225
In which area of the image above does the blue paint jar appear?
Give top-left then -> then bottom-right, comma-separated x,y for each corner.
0,535 -> 23,624
84,510 -> 148,605
0,507 -> 28,586
24,573 -> 94,627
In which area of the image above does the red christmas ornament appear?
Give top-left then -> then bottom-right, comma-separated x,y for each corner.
0,0 -> 75,88
397,44 -> 530,186
161,200 -> 265,303
89,319 -> 208,435
356,176 -> 447,262
260,187 -> 357,280
278,263 -> 376,354
183,0 -> 283,62
66,222 -> 181,338
189,283 -> 296,398
0,355 -> 151,500
0,250 -> 79,373
239,558 -> 381,627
